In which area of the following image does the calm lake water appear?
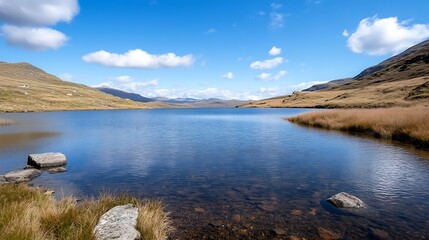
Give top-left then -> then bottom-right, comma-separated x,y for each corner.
1,108 -> 429,239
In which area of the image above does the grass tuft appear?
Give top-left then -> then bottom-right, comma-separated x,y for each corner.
287,107 -> 429,148
0,184 -> 170,240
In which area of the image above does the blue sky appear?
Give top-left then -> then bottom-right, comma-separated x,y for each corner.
1,0 -> 429,100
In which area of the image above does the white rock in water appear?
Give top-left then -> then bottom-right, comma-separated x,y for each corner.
327,192 -> 364,208
28,152 -> 67,168
94,204 -> 141,240
4,169 -> 42,182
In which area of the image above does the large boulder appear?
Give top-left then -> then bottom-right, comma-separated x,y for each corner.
94,204 -> 141,240
0,175 -> 8,185
28,152 -> 67,168
327,192 -> 364,208
4,169 -> 42,182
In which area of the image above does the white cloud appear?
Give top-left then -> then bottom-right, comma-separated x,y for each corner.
221,72 -> 234,79
289,81 -> 326,91
347,16 -> 429,55
256,73 -> 272,81
256,70 -> 286,81
1,25 -> 68,50
269,46 -> 282,56
114,75 -> 133,82
250,57 -> 283,69
59,73 -> 73,81
258,11 -> 266,16
82,49 -> 195,69
94,78 -> 159,93
270,12 -> 284,29
342,29 -> 349,37
0,0 -> 78,51
205,28 -> 216,34
0,0 -> 79,26
270,3 -> 282,10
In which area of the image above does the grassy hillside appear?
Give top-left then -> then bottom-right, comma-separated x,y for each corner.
241,77 -> 429,108
0,62 -> 159,112
242,40 -> 429,108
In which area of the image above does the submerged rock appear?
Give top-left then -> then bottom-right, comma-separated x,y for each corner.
318,227 -> 340,240
4,169 -> 41,182
327,192 -> 364,208
0,175 -> 8,185
94,204 -> 141,240
46,167 -> 67,174
28,152 -> 67,168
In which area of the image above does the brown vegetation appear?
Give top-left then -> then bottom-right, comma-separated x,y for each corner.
0,62 -> 168,112
241,77 -> 429,108
287,107 -> 429,148
0,184 -> 170,240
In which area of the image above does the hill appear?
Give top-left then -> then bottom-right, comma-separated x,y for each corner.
242,40 -> 429,108
96,87 -> 153,103
0,62 -> 155,112
98,87 -> 250,108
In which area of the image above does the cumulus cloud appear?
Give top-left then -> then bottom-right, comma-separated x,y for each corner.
256,70 -> 286,81
0,0 -> 78,50
94,78 -> 159,93
269,46 -> 282,56
347,16 -> 429,55
1,25 -> 68,50
342,29 -> 349,37
82,49 -> 195,69
221,72 -> 234,79
0,0 -> 79,26
250,57 -> 283,69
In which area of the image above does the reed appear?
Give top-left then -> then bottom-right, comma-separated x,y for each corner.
287,107 -> 429,148
0,184 -> 170,240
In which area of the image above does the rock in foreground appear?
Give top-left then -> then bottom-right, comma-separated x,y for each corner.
4,169 -> 42,182
327,192 -> 364,208
94,204 -> 141,240
28,152 -> 67,168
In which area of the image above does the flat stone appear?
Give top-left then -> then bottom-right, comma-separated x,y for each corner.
94,204 -> 141,240
273,227 -> 286,235
317,228 -> 340,240
4,169 -> 41,182
327,192 -> 364,208
46,167 -> 67,174
370,228 -> 392,240
28,152 -> 67,168
194,207 -> 205,213
290,209 -> 303,216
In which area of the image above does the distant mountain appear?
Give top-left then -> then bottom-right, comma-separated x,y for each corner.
0,62 -> 153,112
241,39 -> 429,108
97,87 -> 249,108
97,87 -> 153,102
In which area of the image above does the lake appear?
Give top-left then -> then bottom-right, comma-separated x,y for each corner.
1,108 -> 429,239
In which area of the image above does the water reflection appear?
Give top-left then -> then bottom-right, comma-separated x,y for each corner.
0,108 -> 429,239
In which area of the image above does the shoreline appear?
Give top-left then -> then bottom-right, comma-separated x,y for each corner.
287,107 -> 429,150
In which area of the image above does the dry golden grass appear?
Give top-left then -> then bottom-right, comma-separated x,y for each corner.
241,77 -> 429,108
0,62 -> 156,112
287,107 -> 429,148
0,184 -> 170,240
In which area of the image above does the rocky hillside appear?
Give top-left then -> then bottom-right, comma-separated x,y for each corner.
0,62 -> 153,112
242,40 -> 429,108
